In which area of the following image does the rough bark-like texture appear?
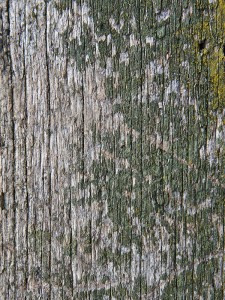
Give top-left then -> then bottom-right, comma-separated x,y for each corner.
0,0 -> 224,299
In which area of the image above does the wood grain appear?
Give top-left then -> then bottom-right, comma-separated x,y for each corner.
0,0 -> 224,299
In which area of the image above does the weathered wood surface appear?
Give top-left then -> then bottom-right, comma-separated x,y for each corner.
0,0 -> 224,299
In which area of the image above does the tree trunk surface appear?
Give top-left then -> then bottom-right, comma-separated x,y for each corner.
0,0 -> 224,299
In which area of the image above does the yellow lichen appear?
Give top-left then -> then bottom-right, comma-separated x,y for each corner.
188,1 -> 225,114
209,0 -> 225,112
209,48 -> 225,112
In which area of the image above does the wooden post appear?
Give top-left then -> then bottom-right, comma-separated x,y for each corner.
0,0 -> 224,299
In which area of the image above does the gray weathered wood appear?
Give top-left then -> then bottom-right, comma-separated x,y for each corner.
0,0 -> 224,299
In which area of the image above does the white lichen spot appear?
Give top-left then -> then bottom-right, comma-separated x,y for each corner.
81,2 -> 91,25
145,174 -> 152,183
97,35 -> 106,42
109,17 -> 124,32
127,206 -> 135,216
199,145 -> 205,159
106,57 -> 112,77
130,34 -> 139,46
130,15 -> 137,29
206,138 -> 216,166
180,84 -> 189,105
182,6 -> 193,20
56,11 -> 69,34
112,44 -> 117,57
107,34 -> 112,45
145,36 -> 154,47
149,60 -> 163,75
165,79 -> 180,100
121,246 -> 130,254
181,60 -> 189,68
95,42 -> 100,57
119,52 -> 129,65
156,9 -> 171,22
